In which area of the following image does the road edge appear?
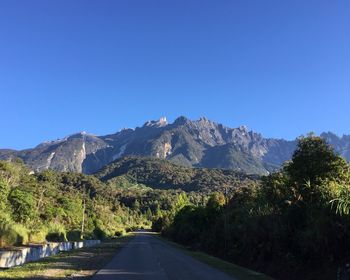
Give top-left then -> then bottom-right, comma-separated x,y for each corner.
155,234 -> 275,280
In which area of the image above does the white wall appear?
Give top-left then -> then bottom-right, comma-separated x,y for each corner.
0,240 -> 101,268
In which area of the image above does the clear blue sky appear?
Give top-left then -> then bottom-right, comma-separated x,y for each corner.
1,0 -> 349,149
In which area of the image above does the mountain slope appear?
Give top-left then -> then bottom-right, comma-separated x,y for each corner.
95,157 -> 258,193
200,143 -> 273,174
1,116 -> 349,175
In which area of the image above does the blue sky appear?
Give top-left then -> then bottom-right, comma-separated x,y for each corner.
0,0 -> 349,149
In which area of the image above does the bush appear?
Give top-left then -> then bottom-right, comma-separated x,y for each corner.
93,226 -> 108,240
114,229 -> 126,237
29,230 -> 47,244
0,178 -> 10,211
0,220 -> 30,247
152,216 -> 172,232
46,223 -> 67,242
0,222 -> 18,247
9,188 -> 36,223
67,230 -> 82,241
12,223 -> 29,245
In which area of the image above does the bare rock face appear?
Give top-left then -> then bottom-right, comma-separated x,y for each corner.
7,132 -> 111,173
1,116 -> 349,175
143,117 -> 168,128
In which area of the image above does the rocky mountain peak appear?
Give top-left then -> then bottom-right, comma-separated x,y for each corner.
143,117 -> 168,128
198,116 -> 209,122
173,116 -> 190,126
1,116 -> 349,175
68,131 -> 89,139
196,117 -> 220,128
238,125 -> 249,133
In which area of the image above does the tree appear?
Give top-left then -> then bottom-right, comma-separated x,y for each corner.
285,135 -> 349,186
173,193 -> 190,213
206,192 -> 225,210
9,188 -> 36,223
282,135 -> 350,210
58,196 -> 83,229
0,178 -> 10,211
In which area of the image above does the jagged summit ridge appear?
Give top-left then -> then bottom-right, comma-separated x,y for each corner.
143,117 -> 168,128
0,116 -> 349,175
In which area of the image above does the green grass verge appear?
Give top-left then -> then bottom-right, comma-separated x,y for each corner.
157,235 -> 275,280
0,234 -> 134,279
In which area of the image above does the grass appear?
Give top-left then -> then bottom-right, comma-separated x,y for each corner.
0,234 -> 134,279
156,235 -> 275,280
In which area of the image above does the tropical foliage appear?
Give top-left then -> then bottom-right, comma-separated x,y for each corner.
1,135 -> 349,279
96,156 -> 257,193
163,136 -> 350,280
0,160 -> 200,246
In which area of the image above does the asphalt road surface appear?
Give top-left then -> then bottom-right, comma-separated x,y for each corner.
92,231 -> 237,280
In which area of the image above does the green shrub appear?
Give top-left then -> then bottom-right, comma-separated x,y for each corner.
0,222 -> 18,247
67,230 -> 82,241
93,226 -> 108,240
46,223 -> 67,242
0,178 -> 10,211
114,229 -> 126,237
29,226 -> 48,244
0,220 -> 30,247
9,188 -> 37,224
11,223 -> 29,245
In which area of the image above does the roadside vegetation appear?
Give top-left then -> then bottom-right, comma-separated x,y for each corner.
157,235 -> 274,280
0,234 -> 133,279
160,135 -> 350,280
1,135 -> 349,279
0,158 -> 210,247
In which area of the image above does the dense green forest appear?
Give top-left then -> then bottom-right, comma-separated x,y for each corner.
161,136 -> 350,280
96,156 -> 258,193
0,160 -> 207,246
1,135 -> 349,279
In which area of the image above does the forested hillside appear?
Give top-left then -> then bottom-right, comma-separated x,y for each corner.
96,157 -> 258,193
0,155 -> 254,248
0,160 -> 204,247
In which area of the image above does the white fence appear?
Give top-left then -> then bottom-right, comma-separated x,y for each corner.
0,240 -> 101,268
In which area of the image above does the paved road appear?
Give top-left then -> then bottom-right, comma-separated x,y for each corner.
92,231 -> 237,280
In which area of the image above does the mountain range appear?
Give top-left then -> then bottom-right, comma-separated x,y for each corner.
1,116 -> 349,175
